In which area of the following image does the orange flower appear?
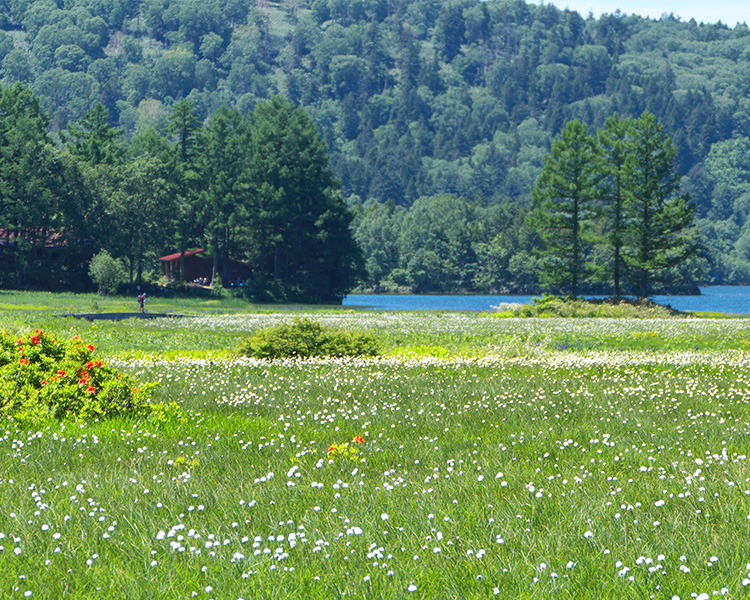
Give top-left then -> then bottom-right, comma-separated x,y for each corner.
30,335 -> 40,345
87,344 -> 95,352
19,358 -> 28,365
86,386 -> 96,394
327,445 -> 335,454
57,370 -> 67,377
352,436 -> 364,444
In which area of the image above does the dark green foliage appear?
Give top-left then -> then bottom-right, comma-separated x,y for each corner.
596,114 -> 631,296
238,318 -> 380,359
166,99 -> 203,282
397,194 -> 477,293
0,83 -> 96,289
0,329 -> 155,424
1,0 -> 750,290
624,112 -> 699,298
246,96 -> 363,301
528,120 -> 602,297
352,195 -> 539,294
526,113 -> 699,298
197,104 -> 249,287
62,102 -> 124,165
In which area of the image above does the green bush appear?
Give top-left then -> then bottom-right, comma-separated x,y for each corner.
89,250 -> 127,295
493,294 -> 686,318
0,329 -> 156,423
239,318 -> 380,359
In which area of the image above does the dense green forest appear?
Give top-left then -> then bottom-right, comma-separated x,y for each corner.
0,85 -> 362,301
1,0 -> 750,294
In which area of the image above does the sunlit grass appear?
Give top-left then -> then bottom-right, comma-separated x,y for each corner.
2,293 -> 750,598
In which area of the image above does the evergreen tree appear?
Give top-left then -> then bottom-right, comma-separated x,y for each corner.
624,111 -> 699,298
166,99 -> 203,281
0,83 -> 59,287
528,119 -> 602,297
249,96 -> 362,301
63,103 -> 123,166
597,113 -> 632,297
198,106 -> 250,285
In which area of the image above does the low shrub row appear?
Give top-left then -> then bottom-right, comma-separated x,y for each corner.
494,295 -> 686,318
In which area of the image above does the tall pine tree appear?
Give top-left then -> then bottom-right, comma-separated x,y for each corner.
624,112 -> 698,298
166,99 -> 203,281
597,113 -> 632,297
528,119 -> 602,297
248,96 -> 362,301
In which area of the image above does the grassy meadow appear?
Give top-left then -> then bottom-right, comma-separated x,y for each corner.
2,292 -> 750,598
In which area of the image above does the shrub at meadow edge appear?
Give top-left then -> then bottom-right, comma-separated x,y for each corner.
239,317 -> 380,359
0,329 -> 157,423
494,294 -> 686,318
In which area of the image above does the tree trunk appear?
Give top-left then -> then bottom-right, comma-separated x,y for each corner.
222,226 -> 229,282
179,243 -> 186,282
210,230 -> 219,286
128,255 -> 134,292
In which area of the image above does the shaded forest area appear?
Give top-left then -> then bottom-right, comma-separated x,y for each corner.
1,0 -> 750,293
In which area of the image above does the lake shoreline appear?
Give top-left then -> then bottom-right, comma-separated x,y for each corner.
343,286 -> 750,314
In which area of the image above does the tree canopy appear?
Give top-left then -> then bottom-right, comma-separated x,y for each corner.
0,87 -> 362,301
0,0 -> 745,292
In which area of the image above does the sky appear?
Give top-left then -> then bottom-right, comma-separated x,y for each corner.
529,0 -> 748,26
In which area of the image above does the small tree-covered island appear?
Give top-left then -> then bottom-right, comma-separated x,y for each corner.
0,0 -> 749,298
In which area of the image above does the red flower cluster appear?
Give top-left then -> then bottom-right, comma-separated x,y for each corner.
352,435 -> 364,444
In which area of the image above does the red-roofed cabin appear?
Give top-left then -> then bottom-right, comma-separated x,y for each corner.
160,249 -> 253,286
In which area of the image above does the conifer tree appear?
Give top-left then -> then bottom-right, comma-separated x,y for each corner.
63,103 -> 123,166
528,119 -> 602,297
597,113 -> 632,297
166,99 -> 203,280
248,96 -> 362,301
624,111 -> 699,299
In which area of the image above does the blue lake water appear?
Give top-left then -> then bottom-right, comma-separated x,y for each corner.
343,286 -> 750,314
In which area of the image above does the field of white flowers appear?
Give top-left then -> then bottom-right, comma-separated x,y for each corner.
3,311 -> 750,598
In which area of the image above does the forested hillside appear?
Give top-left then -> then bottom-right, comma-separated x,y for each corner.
2,0 -> 750,292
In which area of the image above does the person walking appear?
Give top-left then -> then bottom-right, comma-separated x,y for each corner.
138,292 -> 146,313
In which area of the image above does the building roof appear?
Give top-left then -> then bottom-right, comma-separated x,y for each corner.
160,248 -> 205,262
0,228 -> 67,248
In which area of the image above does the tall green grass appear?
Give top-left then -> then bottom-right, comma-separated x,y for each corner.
2,350 -> 750,598
1,293 -> 750,597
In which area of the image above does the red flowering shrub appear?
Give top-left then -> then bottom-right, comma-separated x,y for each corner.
0,330 -> 156,423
